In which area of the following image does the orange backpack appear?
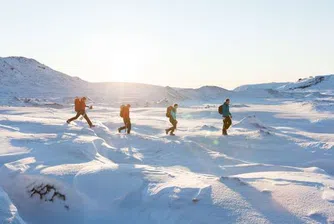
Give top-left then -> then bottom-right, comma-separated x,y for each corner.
120,105 -> 125,117
74,98 -> 81,112
166,106 -> 173,118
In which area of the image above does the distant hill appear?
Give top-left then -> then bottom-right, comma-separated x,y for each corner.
0,57 -> 231,106
278,75 -> 334,93
233,75 -> 334,100
234,75 -> 334,93
234,82 -> 289,92
0,57 -> 88,97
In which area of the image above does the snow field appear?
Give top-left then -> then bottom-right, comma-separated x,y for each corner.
0,103 -> 333,223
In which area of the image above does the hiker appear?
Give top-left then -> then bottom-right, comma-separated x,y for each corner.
220,98 -> 232,135
67,97 -> 95,128
118,104 -> 131,134
165,104 -> 178,136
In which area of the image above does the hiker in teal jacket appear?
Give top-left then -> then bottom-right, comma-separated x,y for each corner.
171,109 -> 176,120
166,104 -> 178,136
222,101 -> 232,117
222,99 -> 232,135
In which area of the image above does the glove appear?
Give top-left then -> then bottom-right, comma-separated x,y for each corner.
89,106 -> 93,109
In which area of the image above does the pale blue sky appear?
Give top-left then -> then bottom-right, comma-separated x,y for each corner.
1,0 -> 334,89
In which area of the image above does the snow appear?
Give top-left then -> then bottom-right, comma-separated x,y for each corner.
0,187 -> 26,224
0,56 -> 334,223
234,82 -> 289,92
0,101 -> 333,223
278,75 -> 334,92
0,57 -> 230,107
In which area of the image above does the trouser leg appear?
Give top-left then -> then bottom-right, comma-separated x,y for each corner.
68,112 -> 81,122
126,118 -> 131,134
83,113 -> 93,127
170,118 -> 177,134
226,117 -> 232,130
119,118 -> 130,133
166,127 -> 172,134
223,117 -> 231,135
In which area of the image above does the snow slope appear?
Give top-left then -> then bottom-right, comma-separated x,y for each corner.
177,86 -> 232,102
234,75 -> 334,112
0,101 -> 333,223
234,75 -> 334,93
278,75 -> 334,92
0,57 -> 88,98
234,82 -> 289,92
0,57 -> 230,107
0,187 -> 26,224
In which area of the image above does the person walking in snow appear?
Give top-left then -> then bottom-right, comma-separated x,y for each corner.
118,104 -> 131,134
221,98 -> 232,135
165,104 -> 178,136
67,97 -> 95,128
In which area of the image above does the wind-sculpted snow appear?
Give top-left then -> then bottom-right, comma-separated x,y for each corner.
0,102 -> 333,223
0,187 -> 26,224
233,115 -> 275,135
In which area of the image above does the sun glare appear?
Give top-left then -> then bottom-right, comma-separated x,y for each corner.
108,36 -> 156,83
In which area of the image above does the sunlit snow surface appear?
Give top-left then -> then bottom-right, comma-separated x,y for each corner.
0,102 -> 333,224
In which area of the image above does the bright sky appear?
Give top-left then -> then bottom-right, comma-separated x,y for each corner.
1,0 -> 334,89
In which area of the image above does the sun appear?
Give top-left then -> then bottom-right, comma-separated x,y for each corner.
107,36 -> 157,83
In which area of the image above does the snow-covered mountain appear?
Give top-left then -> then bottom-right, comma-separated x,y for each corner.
234,75 -> 334,94
0,57 -> 230,107
0,57 -> 88,97
233,75 -> 334,109
278,75 -> 334,93
178,86 -> 231,102
234,82 -> 289,92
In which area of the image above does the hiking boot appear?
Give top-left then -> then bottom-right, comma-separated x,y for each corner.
90,125 -> 96,128
118,128 -> 121,133
222,129 -> 227,135
165,129 -> 169,135
170,133 -> 175,136
66,120 -> 70,124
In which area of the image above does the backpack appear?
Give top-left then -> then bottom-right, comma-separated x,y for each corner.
74,98 -> 81,112
166,106 -> 173,118
218,105 -> 223,115
120,105 -> 125,117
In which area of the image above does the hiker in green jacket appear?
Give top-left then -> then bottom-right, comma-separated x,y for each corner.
165,104 -> 178,136
222,99 -> 232,135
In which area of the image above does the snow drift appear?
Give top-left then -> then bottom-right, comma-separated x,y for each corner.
0,103 -> 333,223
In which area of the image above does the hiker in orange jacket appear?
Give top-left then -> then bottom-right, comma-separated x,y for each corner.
118,104 -> 131,134
67,97 -> 95,128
